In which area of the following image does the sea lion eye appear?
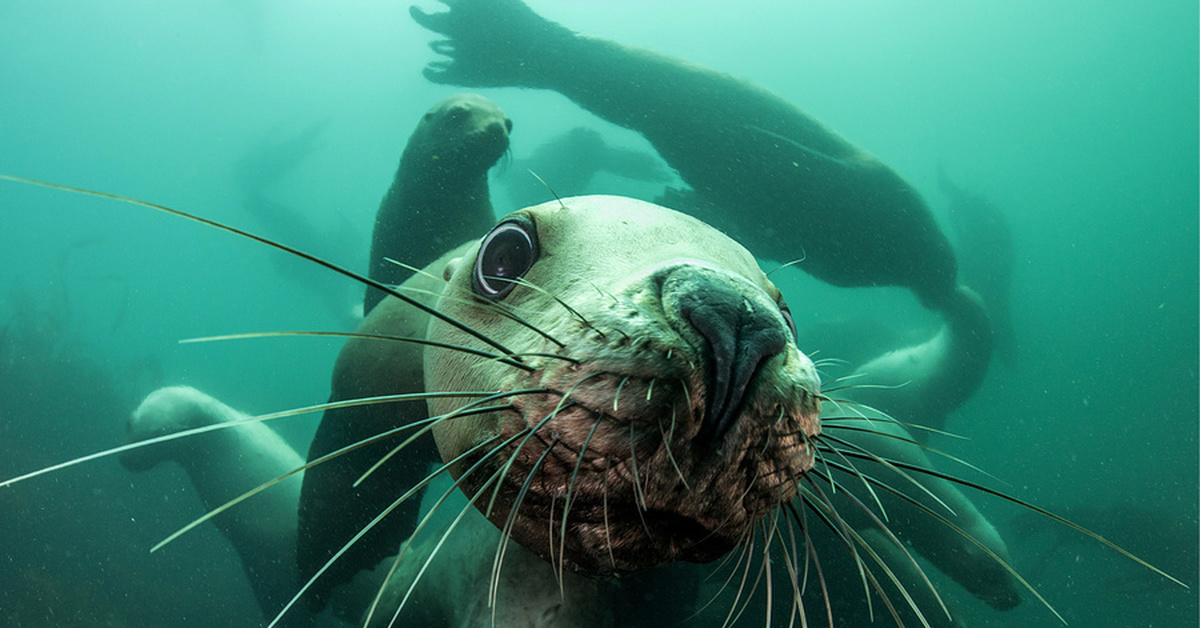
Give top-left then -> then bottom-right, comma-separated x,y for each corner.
473,219 -> 539,300
779,302 -> 797,342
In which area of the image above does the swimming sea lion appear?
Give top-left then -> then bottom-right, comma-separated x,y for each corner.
113,194 -> 1016,626
120,386 -> 319,625
938,166 -> 1019,365
410,0 -> 959,311
497,126 -> 673,210
364,93 -> 512,314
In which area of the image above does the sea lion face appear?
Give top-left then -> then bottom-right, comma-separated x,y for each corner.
408,93 -> 513,172
426,195 -> 821,576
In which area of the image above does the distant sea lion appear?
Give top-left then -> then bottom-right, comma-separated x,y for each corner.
410,0 -> 959,311
497,126 -> 673,210
364,93 -> 512,314
939,166 -> 1019,365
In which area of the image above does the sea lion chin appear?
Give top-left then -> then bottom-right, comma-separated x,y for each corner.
425,195 -> 822,575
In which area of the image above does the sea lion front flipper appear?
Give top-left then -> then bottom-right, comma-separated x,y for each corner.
410,0 -> 574,88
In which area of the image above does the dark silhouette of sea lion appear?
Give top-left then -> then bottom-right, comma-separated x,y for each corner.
498,126 -> 673,210
939,166 -> 1018,365
364,94 -> 511,314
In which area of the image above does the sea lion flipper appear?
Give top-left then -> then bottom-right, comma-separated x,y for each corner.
410,0 -> 572,88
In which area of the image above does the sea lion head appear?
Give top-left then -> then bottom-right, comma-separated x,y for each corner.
425,195 -> 821,576
404,93 -> 513,173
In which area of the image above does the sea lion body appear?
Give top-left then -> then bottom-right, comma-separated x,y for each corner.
116,193 -> 1017,626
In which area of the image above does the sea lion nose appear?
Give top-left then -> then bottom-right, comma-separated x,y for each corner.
671,273 -> 788,449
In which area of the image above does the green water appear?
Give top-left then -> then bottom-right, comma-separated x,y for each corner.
1,1 -> 1195,626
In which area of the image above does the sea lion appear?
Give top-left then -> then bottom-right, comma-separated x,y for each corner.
114,194 -> 1016,626
844,284 -> 994,437
410,0 -> 959,311
120,386 -> 320,625
938,166 -> 1019,365
497,126 -> 673,210
364,93 -> 512,314
110,195 -> 1018,627
299,93 -> 513,608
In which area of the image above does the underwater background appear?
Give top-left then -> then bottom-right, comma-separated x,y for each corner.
1,0 -> 1196,626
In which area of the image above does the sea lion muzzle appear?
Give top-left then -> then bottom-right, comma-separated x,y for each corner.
666,268 -> 789,450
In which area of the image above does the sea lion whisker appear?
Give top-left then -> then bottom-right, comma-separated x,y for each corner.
353,388 -> 550,487
601,469 -> 616,570
760,520 -> 776,628
384,255 -> 560,323
557,413 -> 606,590
771,508 -> 807,628
799,483 -> 919,627
400,280 -> 571,349
763,252 -> 809,277
545,491 -> 563,596
378,440 -> 526,628
766,511 -> 807,628
613,376 -> 629,412
822,381 -> 912,394
359,430 -> 528,627
817,370 -> 870,387
817,467 -> 1070,625
483,372 -> 605,519
810,356 -> 851,370
524,168 -> 568,209
0,174 -> 525,361
784,502 -> 835,628
808,433 -> 889,522
815,434 -> 956,516
793,483 -> 874,621
813,472 -> 952,621
389,467 -> 509,628
490,438 -> 561,611
628,421 -> 650,513
270,435 -> 501,628
821,423 -> 997,484
0,390 -> 487,489
721,526 -> 766,628
688,527 -> 757,624
827,448 -> 1189,590
501,275 -> 606,337
181,329 -> 542,371
151,403 -> 511,554
822,413 -> 971,442
657,404 -> 690,489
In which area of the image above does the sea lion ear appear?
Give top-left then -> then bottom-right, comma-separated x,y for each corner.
443,256 -> 463,281
472,217 -> 540,300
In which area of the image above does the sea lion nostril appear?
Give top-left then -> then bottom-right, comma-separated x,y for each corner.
676,277 -> 788,448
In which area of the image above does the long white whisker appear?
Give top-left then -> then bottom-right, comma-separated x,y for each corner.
0,390 -> 494,489
268,436 -> 500,628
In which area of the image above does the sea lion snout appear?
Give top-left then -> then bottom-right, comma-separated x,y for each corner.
662,266 -> 789,449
